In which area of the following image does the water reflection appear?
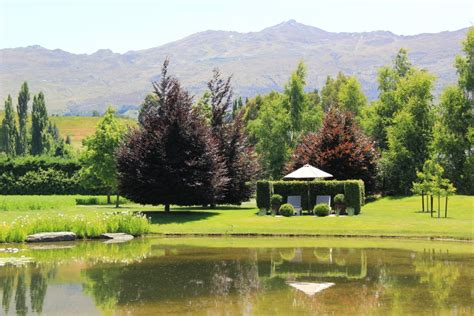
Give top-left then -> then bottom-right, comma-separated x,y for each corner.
0,239 -> 472,315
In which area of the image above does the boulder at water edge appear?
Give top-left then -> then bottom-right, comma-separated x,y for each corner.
26,232 -> 77,242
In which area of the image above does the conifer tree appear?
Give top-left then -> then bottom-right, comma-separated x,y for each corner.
16,82 -> 30,155
31,92 -> 49,155
2,95 -> 18,157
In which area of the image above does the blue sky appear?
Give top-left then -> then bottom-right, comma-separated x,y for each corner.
1,0 -> 472,54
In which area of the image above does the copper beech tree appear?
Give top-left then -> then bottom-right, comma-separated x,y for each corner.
207,69 -> 259,204
286,108 -> 379,192
116,60 -> 228,211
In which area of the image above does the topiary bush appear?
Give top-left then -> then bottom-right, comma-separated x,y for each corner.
344,180 -> 363,214
279,203 -> 294,217
314,203 -> 330,217
256,181 -> 272,210
270,194 -> 283,212
334,194 -> 345,204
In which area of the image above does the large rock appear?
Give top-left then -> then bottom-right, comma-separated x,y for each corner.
26,232 -> 77,243
100,233 -> 134,243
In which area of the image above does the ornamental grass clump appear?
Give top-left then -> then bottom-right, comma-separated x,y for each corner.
0,212 -> 150,243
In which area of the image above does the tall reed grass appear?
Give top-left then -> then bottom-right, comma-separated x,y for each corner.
0,211 -> 150,243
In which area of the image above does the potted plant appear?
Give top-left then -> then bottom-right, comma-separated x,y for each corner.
333,194 -> 346,215
271,194 -> 283,215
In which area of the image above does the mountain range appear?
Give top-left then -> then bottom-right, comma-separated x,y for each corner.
0,20 -> 468,115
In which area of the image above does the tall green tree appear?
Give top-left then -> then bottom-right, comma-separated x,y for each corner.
82,107 -> 125,207
1,95 -> 18,157
369,49 -> 413,149
31,92 -> 49,155
248,93 -> 291,178
321,72 -> 348,111
284,61 -> 306,144
16,82 -> 30,155
382,70 -> 435,194
338,76 -> 367,116
433,27 -> 474,194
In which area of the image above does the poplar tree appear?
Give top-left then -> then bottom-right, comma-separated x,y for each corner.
17,82 -> 30,155
2,95 -> 18,157
31,92 -> 49,155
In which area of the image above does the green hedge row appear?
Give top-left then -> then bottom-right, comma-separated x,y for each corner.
256,179 -> 365,214
0,156 -> 81,176
0,156 -> 106,195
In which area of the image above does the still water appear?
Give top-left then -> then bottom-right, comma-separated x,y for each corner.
0,238 -> 472,315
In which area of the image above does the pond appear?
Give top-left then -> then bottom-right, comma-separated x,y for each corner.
0,237 -> 472,315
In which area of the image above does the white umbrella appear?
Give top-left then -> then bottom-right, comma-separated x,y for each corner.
283,164 -> 333,180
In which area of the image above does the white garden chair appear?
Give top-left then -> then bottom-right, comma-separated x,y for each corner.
315,195 -> 331,208
287,196 -> 302,215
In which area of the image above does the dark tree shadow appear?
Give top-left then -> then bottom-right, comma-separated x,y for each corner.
143,211 -> 218,225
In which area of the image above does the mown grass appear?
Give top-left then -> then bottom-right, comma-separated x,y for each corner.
147,195 -> 473,240
0,195 -> 472,240
0,211 -> 150,242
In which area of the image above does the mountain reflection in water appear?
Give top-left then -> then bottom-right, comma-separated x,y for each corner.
0,238 -> 472,315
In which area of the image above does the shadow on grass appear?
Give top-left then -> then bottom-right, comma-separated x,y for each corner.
143,211 -> 218,225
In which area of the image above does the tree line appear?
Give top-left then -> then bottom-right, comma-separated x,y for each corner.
1,28 -> 471,204
242,28 -> 473,195
0,82 -> 71,157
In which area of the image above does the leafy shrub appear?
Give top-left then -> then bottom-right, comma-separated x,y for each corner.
256,181 -> 271,210
76,197 -> 99,205
75,196 -> 130,205
279,203 -> 294,217
334,194 -> 345,204
271,194 -> 283,208
314,203 -> 330,217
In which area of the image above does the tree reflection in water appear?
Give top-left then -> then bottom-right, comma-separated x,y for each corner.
0,243 -> 472,315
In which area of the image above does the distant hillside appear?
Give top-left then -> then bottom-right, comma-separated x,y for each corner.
0,20 -> 468,114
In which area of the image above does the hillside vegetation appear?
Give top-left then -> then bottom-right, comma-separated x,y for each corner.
0,111 -> 135,148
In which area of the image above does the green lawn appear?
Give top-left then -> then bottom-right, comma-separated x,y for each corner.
0,195 -> 472,240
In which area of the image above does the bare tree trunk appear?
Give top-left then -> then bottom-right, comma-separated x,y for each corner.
445,196 -> 448,218
115,193 -> 119,208
165,204 -> 170,212
437,194 -> 441,218
107,193 -> 111,204
421,191 -> 424,212
430,195 -> 433,218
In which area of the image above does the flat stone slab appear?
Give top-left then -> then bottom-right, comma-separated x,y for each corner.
26,232 -> 76,243
287,282 -> 335,296
100,233 -> 134,244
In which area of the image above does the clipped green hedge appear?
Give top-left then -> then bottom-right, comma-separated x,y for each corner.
256,181 -> 272,210
344,180 -> 364,214
256,179 -> 365,214
0,156 -> 106,195
309,181 -> 345,210
273,181 -> 310,210
0,156 -> 81,176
